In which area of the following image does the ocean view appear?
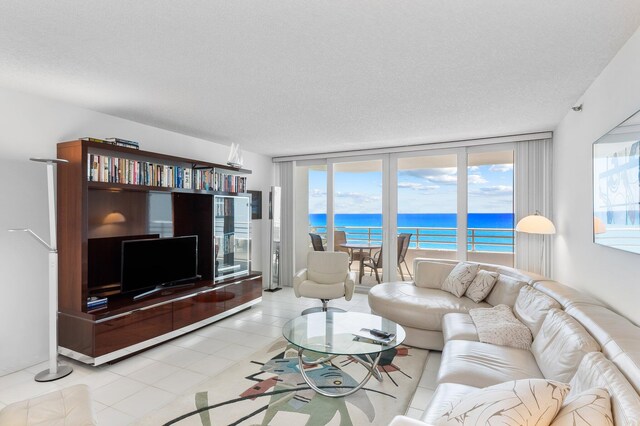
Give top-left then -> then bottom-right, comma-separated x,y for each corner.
309,213 -> 515,252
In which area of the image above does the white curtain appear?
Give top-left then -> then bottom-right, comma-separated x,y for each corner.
275,161 -> 295,287
515,138 -> 553,277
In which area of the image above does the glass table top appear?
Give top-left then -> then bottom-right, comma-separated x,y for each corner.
282,312 -> 406,356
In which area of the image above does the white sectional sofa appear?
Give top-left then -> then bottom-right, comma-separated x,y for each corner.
369,258 -> 640,425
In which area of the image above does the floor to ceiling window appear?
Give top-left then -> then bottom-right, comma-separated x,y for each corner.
396,153 -> 459,278
295,144 -> 515,285
467,149 -> 515,267
308,165 -> 328,241
333,159 -> 384,286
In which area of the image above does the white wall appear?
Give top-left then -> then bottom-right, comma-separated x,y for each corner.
0,87 -> 273,376
553,25 -> 640,324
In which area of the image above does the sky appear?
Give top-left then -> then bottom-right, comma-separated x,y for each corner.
308,163 -> 513,214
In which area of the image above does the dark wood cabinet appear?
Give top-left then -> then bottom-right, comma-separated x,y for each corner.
172,288 -> 229,329
95,305 -> 174,357
56,140 -> 262,365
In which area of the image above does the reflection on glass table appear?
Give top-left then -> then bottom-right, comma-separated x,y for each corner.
282,312 -> 406,397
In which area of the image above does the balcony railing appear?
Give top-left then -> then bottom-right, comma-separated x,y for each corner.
310,225 -> 514,253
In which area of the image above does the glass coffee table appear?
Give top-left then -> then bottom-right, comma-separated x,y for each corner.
282,311 -> 406,398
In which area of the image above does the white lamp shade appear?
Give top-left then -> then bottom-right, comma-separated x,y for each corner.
516,213 -> 556,235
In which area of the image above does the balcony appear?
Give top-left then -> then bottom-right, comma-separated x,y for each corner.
310,225 -> 514,284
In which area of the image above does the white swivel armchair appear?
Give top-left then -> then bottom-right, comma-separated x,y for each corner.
293,251 -> 356,314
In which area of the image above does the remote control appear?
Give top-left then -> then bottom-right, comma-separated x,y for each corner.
370,329 -> 391,339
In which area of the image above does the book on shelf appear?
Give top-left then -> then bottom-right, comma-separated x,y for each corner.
352,328 -> 396,345
81,137 -> 113,145
105,138 -> 140,150
87,153 -> 246,193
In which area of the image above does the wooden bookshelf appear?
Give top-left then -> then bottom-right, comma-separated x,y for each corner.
56,139 -> 261,365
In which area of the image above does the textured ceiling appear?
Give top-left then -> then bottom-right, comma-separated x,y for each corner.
1,1 -> 639,156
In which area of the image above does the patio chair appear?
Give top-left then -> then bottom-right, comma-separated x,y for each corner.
309,233 -> 325,251
334,230 -> 362,266
361,233 -> 413,283
361,246 -> 383,284
398,233 -> 413,280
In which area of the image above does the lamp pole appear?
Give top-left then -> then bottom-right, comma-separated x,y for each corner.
8,157 -> 73,382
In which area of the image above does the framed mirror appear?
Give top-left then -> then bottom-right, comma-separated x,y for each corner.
593,110 -> 640,254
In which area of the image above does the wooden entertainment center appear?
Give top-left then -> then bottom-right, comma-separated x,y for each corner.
56,139 -> 262,365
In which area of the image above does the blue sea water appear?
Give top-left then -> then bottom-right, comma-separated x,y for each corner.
309,213 -> 515,252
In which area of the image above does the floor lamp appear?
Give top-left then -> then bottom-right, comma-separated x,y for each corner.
8,157 -> 72,382
515,211 -> 556,276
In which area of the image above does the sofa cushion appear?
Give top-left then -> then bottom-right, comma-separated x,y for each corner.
485,274 -> 526,307
569,352 -> 640,426
533,280 -> 603,309
565,303 -> 640,394
0,384 -> 97,426
414,260 -> 456,289
368,283 -> 490,332
433,379 -> 570,426
531,309 -> 600,382
442,313 -> 478,342
422,383 -> 478,424
438,340 -> 543,388
441,263 -> 479,297
464,270 -> 499,303
550,387 -> 613,426
514,286 -> 561,337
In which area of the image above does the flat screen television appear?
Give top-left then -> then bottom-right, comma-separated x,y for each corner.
88,234 -> 159,292
121,235 -> 199,299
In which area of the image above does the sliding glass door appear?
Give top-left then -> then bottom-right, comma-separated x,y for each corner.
467,149 -> 515,266
296,144 -> 515,286
396,153 -> 459,279
332,158 -> 384,287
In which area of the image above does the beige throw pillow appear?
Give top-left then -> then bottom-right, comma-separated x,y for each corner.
465,270 -> 499,302
436,379 -> 570,426
441,263 -> 479,297
551,387 -> 613,426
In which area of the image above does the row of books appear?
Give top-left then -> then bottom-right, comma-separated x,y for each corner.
87,154 -> 247,192
81,137 -> 140,150
193,169 -> 247,193
87,155 -> 193,188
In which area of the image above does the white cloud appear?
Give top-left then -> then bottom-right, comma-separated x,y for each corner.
477,185 -> 513,194
398,182 -> 440,191
310,188 -> 326,197
468,166 -> 480,172
428,174 -> 458,184
489,164 -> 514,172
400,168 -> 457,185
468,174 -> 488,184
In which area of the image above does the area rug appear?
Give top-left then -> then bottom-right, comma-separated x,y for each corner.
138,339 -> 428,426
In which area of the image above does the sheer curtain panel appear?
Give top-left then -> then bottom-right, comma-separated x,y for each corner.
275,161 -> 295,287
515,138 -> 553,276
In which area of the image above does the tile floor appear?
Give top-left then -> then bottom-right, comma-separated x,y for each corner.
0,287 -> 439,425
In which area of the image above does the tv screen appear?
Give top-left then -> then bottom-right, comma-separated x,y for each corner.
88,234 -> 159,290
121,235 -> 199,295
